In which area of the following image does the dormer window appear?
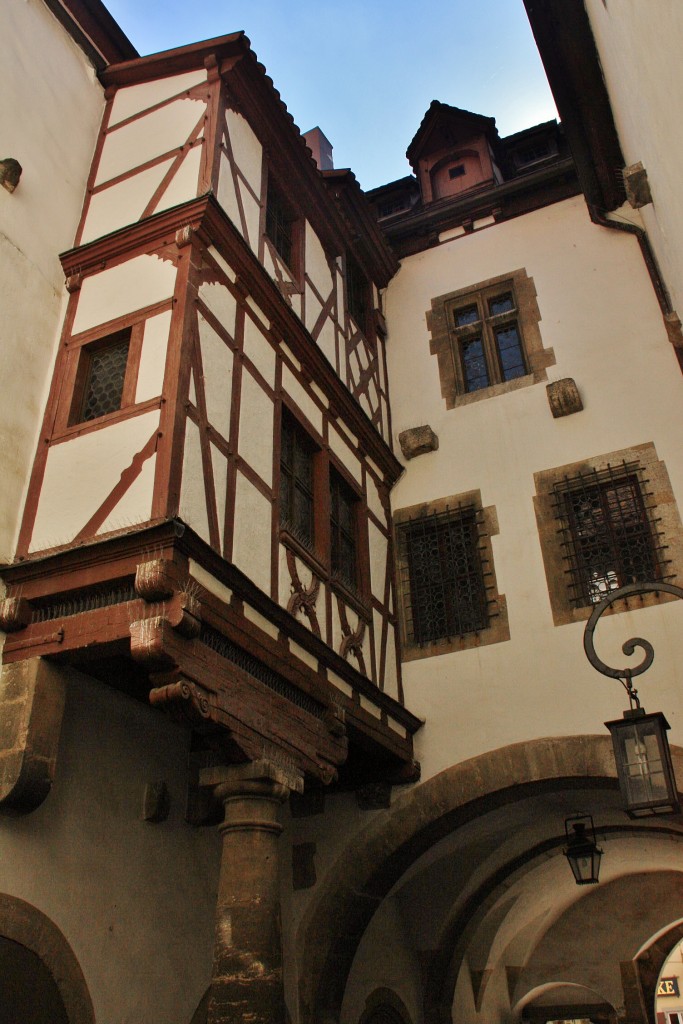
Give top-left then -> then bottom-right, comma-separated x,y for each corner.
448,164 -> 466,180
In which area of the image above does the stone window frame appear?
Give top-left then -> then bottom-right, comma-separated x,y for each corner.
394,489 -> 509,662
427,268 -> 555,409
534,442 -> 683,627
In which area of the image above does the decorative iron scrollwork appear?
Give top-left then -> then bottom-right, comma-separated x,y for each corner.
583,581 -> 683,706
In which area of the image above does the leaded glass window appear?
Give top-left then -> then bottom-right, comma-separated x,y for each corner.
78,329 -> 130,423
450,283 -> 527,393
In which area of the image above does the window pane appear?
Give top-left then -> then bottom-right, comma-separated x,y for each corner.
280,413 -> 314,547
80,331 -> 130,423
561,473 -> 660,606
495,325 -> 526,380
488,293 -> 515,316
454,304 -> 480,327
404,509 -> 488,644
266,181 -> 294,267
330,470 -> 357,587
461,337 -> 489,392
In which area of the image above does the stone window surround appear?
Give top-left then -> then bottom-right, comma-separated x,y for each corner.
394,489 -> 509,661
533,442 -> 683,627
426,267 -> 555,409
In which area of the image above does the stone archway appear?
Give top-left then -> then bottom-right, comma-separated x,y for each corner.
297,735 -> 623,1024
0,893 -> 94,1024
634,920 -> 683,1024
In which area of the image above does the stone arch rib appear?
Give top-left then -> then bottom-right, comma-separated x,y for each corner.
297,734 -> 622,1024
0,893 -> 95,1024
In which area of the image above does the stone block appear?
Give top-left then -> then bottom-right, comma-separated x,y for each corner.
398,425 -> 439,460
292,842 -> 317,890
546,377 -> 583,418
0,658 -> 66,812
623,161 -> 653,209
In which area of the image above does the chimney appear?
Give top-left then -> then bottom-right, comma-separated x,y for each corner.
303,127 -> 334,171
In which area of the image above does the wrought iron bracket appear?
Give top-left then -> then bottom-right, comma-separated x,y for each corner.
583,581 -> 683,708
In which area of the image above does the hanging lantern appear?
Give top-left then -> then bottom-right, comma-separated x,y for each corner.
563,815 -> 603,885
605,708 -> 680,817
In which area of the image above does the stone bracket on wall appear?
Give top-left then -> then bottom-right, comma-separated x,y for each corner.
0,658 -> 66,812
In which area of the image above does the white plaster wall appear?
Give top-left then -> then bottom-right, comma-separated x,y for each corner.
72,254 -> 177,335
0,0 -> 104,558
30,411 -> 160,552
385,196 -> 683,781
0,669 -> 220,1023
585,0 -> 683,317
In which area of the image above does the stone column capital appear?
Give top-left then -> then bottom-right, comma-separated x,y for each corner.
200,758 -> 304,798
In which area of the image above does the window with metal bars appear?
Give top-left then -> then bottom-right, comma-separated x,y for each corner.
265,179 -> 296,269
72,328 -> 131,424
280,411 -> 315,550
552,462 -> 668,607
450,285 -> 527,394
398,505 -> 490,645
330,468 -> 358,589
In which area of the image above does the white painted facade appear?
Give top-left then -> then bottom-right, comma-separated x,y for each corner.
584,0 -> 683,319
0,0 -> 104,559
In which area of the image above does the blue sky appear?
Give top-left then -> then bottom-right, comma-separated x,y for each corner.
105,0 -> 557,191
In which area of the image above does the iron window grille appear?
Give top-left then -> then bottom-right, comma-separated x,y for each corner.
552,461 -> 671,608
73,328 -> 131,424
280,411 -> 315,551
330,468 -> 358,590
449,285 -> 527,394
398,504 -> 493,645
266,179 -> 295,269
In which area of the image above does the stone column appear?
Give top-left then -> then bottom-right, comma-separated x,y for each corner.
201,760 -> 303,1024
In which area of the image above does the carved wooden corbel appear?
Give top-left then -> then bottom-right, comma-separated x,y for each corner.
0,659 -> 66,812
149,678 -> 212,726
286,550 -> 321,637
0,596 -> 33,632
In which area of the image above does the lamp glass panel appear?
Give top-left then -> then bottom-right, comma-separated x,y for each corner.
617,720 -> 669,806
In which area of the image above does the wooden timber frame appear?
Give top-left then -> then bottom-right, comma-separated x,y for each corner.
3,33 -> 417,792
0,519 -> 420,789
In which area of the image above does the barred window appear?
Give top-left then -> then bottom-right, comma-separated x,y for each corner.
398,505 -> 490,645
72,328 -> 131,425
280,411 -> 315,549
552,461 -> 669,608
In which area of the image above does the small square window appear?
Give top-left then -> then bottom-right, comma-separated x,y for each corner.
427,269 -> 555,409
448,164 -> 466,179
71,328 -> 131,425
552,465 -> 666,608
394,491 -> 510,659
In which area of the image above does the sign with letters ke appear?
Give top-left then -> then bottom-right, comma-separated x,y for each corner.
657,976 -> 680,997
